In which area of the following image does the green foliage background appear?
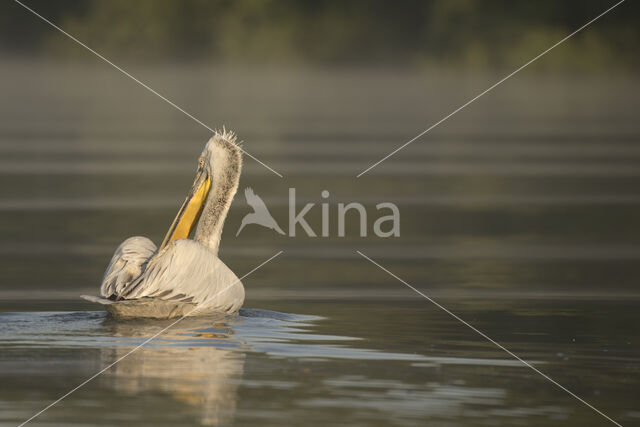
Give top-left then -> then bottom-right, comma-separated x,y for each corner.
2,0 -> 638,70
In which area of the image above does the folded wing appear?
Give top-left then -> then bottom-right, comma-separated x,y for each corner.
100,236 -> 157,298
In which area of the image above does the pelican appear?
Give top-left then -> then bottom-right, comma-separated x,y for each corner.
82,131 -> 244,319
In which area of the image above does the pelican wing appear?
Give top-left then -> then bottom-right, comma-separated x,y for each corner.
101,236 -> 157,298
120,239 -> 244,312
244,187 -> 269,213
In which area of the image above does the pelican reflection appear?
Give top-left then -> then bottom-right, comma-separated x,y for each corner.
100,316 -> 245,426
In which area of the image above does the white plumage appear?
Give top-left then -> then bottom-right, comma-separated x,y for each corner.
82,131 -> 244,319
100,236 -> 157,297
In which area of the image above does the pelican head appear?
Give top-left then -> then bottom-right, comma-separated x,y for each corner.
159,131 -> 242,254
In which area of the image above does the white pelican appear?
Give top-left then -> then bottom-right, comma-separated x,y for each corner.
82,131 -> 244,319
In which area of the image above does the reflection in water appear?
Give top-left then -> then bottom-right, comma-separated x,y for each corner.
8,309 -> 481,426
100,316 -> 246,426
0,302 -> 638,425
0,308 -> 533,425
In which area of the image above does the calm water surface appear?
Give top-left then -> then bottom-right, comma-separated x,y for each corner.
1,62 -> 639,425
0,299 -> 638,426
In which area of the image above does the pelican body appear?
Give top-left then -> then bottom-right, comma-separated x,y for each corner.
82,132 -> 243,319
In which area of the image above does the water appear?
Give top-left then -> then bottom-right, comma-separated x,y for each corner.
1,61 -> 640,425
1,301 -> 638,426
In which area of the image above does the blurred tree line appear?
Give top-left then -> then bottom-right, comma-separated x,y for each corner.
1,0 -> 638,70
